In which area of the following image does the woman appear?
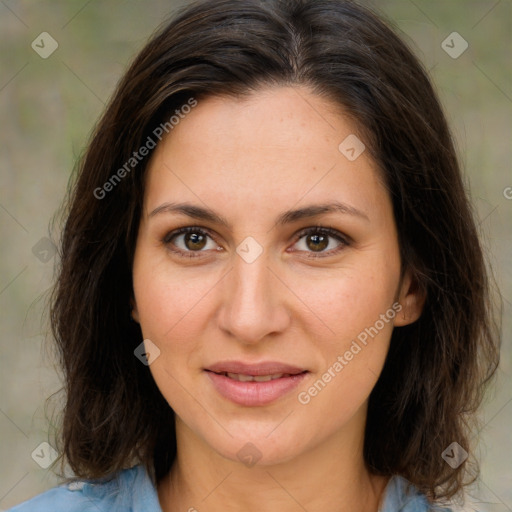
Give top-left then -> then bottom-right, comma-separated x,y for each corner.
8,0 -> 500,510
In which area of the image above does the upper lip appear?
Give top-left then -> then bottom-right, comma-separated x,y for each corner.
205,361 -> 307,376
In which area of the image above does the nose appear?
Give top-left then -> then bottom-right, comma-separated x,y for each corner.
218,250 -> 291,345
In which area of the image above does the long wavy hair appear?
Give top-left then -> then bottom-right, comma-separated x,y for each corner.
49,0 -> 501,502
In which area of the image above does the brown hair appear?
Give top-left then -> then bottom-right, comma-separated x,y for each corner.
49,0 -> 500,502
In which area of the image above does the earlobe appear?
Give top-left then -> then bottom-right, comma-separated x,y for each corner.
394,269 -> 426,327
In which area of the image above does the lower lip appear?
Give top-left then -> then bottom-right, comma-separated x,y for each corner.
205,370 -> 308,406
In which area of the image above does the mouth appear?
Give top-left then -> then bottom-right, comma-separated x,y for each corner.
205,360 -> 307,376
204,361 -> 309,406
208,371 -> 301,382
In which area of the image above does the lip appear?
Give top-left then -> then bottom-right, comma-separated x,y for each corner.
206,360 -> 306,376
204,360 -> 309,407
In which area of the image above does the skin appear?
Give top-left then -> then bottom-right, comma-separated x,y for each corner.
131,85 -> 425,512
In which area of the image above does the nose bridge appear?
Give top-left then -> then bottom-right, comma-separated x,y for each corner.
220,248 -> 288,343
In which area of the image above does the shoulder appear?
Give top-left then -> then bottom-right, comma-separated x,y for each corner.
6,464 -> 162,512
380,475 -> 453,512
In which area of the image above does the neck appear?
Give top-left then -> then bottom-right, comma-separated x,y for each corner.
158,412 -> 389,512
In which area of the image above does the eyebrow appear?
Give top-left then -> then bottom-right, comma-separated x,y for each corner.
148,201 -> 369,227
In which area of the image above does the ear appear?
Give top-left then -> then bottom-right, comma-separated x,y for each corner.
130,296 -> 140,323
393,268 -> 426,327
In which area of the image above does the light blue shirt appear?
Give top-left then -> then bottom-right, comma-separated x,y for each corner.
7,464 -> 453,511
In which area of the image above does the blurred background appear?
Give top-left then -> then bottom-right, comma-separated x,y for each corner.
0,1 -> 510,510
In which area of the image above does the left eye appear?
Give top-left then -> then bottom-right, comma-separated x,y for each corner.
292,227 -> 349,257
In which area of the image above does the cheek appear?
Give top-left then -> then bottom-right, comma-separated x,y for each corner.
294,256 -> 400,400
132,256 -> 215,409
300,263 -> 400,343
132,251 -> 219,351
294,291 -> 396,437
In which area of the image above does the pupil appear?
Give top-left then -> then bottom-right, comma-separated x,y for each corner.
308,234 -> 327,251
186,232 -> 206,250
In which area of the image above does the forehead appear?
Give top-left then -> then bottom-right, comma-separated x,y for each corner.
143,86 -> 388,225
161,86 -> 351,162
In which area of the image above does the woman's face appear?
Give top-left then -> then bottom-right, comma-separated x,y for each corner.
132,86 -> 422,466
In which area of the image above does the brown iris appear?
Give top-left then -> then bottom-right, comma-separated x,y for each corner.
306,233 -> 328,252
185,232 -> 207,251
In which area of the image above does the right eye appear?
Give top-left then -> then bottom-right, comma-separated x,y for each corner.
162,226 -> 221,258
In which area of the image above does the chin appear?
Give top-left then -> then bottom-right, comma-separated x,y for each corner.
199,420 -> 315,468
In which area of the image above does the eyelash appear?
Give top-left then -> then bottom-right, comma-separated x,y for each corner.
162,225 -> 350,259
